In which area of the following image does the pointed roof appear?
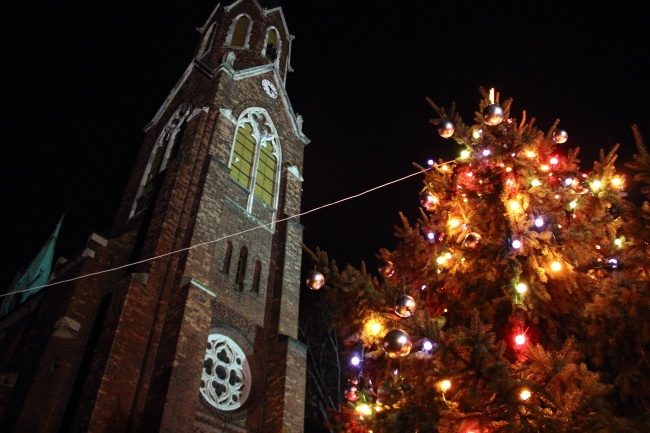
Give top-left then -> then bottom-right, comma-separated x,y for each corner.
0,216 -> 63,316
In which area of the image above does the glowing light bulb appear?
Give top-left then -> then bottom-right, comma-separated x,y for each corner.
612,176 -> 623,187
527,151 -> 536,158
351,356 -> 361,366
520,389 -> 532,400
439,380 -> 451,391
423,340 -> 433,351
505,166 -> 512,172
366,320 -> 382,336
427,159 -> 434,166
460,150 -> 470,159
482,149 -> 491,156
551,261 -> 562,271
441,164 -> 449,171
569,201 -> 577,209
436,256 -> 446,265
421,284 -> 427,290
550,157 -> 559,165
356,404 -> 372,415
540,164 -> 550,171
427,231 -> 436,240
449,218 -> 461,228
509,200 -> 521,211
515,334 -> 526,345
564,177 -> 574,186
531,179 -> 541,187
591,180 -> 602,191
534,217 -> 544,227
516,282 -> 527,294
511,239 -> 522,249
614,238 -> 623,247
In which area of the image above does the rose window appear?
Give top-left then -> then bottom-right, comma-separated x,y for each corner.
199,334 -> 251,411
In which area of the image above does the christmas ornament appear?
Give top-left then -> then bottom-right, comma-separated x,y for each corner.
552,129 -> 568,144
463,232 -> 482,249
437,119 -> 455,138
382,329 -> 412,358
378,260 -> 395,278
394,294 -> 416,318
305,270 -> 325,290
344,384 -> 359,401
483,104 -> 504,125
419,192 -> 439,210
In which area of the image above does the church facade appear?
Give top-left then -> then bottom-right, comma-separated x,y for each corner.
0,1 -> 308,432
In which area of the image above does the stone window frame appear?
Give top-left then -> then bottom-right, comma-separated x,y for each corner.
226,14 -> 252,48
262,26 -> 280,64
227,107 -> 282,213
199,333 -> 252,412
130,103 -> 192,218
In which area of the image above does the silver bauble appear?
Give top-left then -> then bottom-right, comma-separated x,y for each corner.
483,104 -> 504,126
394,294 -> 416,318
437,120 -> 455,138
419,192 -> 439,210
464,232 -> 482,249
306,270 -> 325,290
378,260 -> 395,278
382,329 -> 412,358
553,129 -> 568,144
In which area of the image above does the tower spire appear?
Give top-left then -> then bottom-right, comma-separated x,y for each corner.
0,215 -> 63,316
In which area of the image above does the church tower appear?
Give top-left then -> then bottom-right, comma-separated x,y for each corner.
0,1 -> 308,432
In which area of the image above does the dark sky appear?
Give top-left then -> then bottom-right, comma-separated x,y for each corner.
1,1 -> 648,288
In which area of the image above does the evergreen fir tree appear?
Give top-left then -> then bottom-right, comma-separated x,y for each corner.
304,88 -> 649,432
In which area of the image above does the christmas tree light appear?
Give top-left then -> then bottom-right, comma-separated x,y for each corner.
305,88 -> 650,432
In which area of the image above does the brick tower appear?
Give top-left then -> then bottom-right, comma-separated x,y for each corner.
0,1 -> 308,432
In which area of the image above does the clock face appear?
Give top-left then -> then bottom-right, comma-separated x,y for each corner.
261,79 -> 278,99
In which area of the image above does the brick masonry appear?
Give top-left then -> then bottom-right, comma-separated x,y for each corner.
0,1 -> 308,432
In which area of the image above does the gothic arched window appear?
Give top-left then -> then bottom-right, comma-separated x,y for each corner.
251,260 -> 262,293
235,247 -> 248,291
130,104 -> 192,218
264,28 -> 279,62
222,241 -> 233,274
229,15 -> 251,47
228,108 -> 281,210
197,22 -> 217,58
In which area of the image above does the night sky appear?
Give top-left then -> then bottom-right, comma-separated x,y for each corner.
1,1 -> 648,289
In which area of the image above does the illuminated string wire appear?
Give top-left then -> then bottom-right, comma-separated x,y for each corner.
1,166 -> 433,299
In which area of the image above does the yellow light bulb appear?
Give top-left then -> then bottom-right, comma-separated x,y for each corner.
509,200 -> 521,211
569,201 -> 577,209
439,380 -> 451,391
520,389 -> 532,400
612,176 -> 623,187
366,320 -> 382,336
531,179 -> 541,187
551,261 -> 562,271
614,238 -> 623,247
591,180 -> 602,190
527,151 -> 536,158
449,218 -> 461,228
436,256 -> 446,265
460,150 -> 470,159
356,404 -> 372,415
540,164 -> 550,171
516,283 -> 527,294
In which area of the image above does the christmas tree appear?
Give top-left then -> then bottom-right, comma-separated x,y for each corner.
304,88 -> 650,432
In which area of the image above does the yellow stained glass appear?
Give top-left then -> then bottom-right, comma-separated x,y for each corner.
230,123 -> 255,187
231,16 -> 250,47
254,141 -> 277,206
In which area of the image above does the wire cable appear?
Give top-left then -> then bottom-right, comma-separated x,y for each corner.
1,167 -> 431,299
